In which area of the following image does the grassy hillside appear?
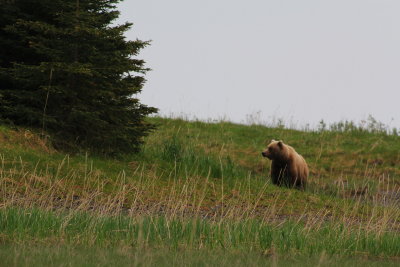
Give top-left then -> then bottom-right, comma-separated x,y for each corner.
0,117 -> 399,265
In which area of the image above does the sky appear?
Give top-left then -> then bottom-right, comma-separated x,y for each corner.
117,0 -> 400,129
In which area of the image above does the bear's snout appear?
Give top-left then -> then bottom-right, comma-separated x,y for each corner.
261,151 -> 268,157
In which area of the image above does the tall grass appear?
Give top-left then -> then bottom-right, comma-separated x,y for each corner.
1,207 -> 399,258
2,245 -> 397,267
158,133 -> 244,179
1,149 -> 399,226
244,112 -> 399,136
0,151 -> 399,260
0,117 -> 399,262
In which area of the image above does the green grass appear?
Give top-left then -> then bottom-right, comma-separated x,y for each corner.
0,116 -> 399,264
0,207 -> 399,258
2,246 -> 398,267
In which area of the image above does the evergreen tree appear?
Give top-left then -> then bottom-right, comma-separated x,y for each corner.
0,0 -> 157,154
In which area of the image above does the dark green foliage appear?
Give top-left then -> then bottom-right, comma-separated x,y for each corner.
0,0 -> 157,154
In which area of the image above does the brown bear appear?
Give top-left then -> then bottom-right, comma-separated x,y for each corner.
261,140 -> 309,189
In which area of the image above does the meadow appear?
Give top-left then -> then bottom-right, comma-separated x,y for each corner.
0,117 -> 399,266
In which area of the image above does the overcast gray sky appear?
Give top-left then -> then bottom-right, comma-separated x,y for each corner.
117,0 -> 400,129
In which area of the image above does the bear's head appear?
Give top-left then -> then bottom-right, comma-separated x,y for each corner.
261,140 -> 287,160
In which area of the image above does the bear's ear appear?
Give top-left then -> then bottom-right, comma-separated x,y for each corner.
271,139 -> 276,143
277,141 -> 283,148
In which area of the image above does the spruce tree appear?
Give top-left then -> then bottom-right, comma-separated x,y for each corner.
0,0 -> 157,154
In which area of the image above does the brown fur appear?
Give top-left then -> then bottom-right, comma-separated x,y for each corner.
261,140 -> 309,189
